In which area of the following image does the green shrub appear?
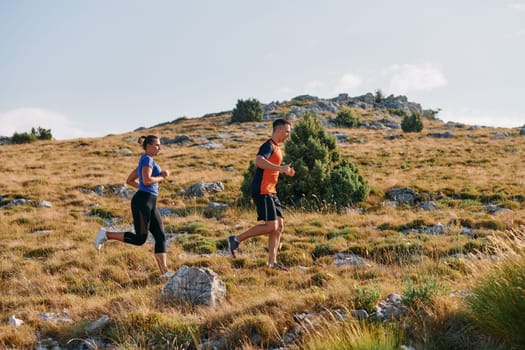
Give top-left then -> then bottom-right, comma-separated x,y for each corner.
334,108 -> 360,127
465,254 -> 525,347
401,113 -> 424,132
403,275 -> 449,307
374,89 -> 385,103
231,98 -> 263,123
90,207 -> 116,219
31,127 -> 53,140
271,113 -> 369,210
238,160 -> 256,207
178,235 -> 217,254
353,286 -> 382,313
11,132 -> 36,144
312,242 -> 338,259
310,271 -> 335,287
10,126 -> 53,144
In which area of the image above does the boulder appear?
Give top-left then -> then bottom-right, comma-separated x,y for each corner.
374,294 -> 407,321
162,265 -> 226,306
184,181 -> 225,198
386,188 -> 419,205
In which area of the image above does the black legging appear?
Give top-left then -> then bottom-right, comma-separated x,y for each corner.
124,190 -> 166,253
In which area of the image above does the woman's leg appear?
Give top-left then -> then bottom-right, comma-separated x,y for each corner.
149,207 -> 169,274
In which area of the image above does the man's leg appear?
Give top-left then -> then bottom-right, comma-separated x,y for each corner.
268,217 -> 284,265
237,220 -> 278,242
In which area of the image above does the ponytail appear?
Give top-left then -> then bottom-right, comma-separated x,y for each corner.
138,135 -> 158,150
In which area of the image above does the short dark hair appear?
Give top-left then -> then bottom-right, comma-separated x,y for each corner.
138,135 -> 158,150
272,118 -> 291,130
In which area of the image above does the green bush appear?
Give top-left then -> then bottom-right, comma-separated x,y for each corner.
10,126 -> 53,144
401,113 -> 424,132
403,275 -> 449,307
231,98 -> 263,123
353,286 -> 382,313
374,89 -> 385,103
334,108 -> 360,127
32,127 -> 53,140
11,132 -> 36,144
238,160 -> 256,207
312,242 -> 338,259
270,113 -> 369,210
465,254 -> 525,347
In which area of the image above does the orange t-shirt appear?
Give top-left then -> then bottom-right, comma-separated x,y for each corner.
251,139 -> 283,195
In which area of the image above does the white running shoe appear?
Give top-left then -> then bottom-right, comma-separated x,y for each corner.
161,271 -> 175,278
94,229 -> 107,250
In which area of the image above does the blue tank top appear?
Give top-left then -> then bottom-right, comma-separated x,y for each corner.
137,154 -> 162,196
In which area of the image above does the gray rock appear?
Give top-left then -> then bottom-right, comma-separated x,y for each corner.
162,135 -> 194,146
33,230 -> 53,235
427,131 -> 454,138
4,198 -> 31,208
419,201 -> 437,211
112,149 -> 133,156
85,315 -> 110,334
208,202 -> 228,210
198,141 -> 224,150
333,253 -> 369,267
485,204 -> 513,214
114,184 -> 136,199
8,315 -> 24,327
490,131 -> 509,138
94,185 -> 104,196
162,265 -> 226,306
351,309 -> 369,320
384,134 -> 402,140
386,188 -> 419,205
37,201 -> 53,208
333,133 -> 348,142
158,207 -> 175,216
184,181 -> 225,198
461,227 -> 475,237
374,294 -> 407,321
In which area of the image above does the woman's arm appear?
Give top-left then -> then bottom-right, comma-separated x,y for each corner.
126,168 -> 139,189
141,166 -> 169,186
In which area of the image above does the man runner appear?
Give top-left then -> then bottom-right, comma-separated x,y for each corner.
227,118 -> 295,270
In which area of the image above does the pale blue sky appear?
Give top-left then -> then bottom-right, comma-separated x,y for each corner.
1,1 -> 524,139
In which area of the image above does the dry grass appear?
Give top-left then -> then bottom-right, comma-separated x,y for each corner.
0,114 -> 523,349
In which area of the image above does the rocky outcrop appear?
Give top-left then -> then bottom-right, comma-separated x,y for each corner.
262,92 -> 429,121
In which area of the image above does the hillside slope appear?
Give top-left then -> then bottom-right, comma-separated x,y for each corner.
0,105 -> 523,349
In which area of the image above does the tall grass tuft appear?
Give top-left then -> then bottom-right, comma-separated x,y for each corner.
464,228 -> 525,348
302,318 -> 404,350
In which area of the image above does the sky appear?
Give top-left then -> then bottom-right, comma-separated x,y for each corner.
1,1 -> 524,140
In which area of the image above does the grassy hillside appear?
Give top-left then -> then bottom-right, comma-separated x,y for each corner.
0,112 -> 523,349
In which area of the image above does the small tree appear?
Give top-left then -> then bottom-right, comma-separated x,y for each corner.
334,107 -> 360,128
10,126 -> 53,144
31,127 -> 53,140
238,160 -> 256,207
239,113 -> 369,211
11,132 -> 36,144
374,89 -> 385,103
401,113 -> 424,133
231,98 -> 263,123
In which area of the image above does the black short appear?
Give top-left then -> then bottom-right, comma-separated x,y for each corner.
252,193 -> 284,221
